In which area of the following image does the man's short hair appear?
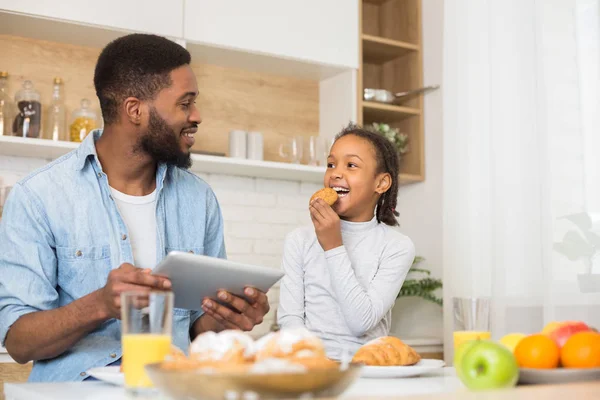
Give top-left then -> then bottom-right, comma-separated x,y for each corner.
94,34 -> 191,124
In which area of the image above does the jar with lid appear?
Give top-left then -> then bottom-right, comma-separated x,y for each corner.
69,98 -> 97,142
0,71 -> 16,137
44,77 -> 67,141
13,80 -> 42,138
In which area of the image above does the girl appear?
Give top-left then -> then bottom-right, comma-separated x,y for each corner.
277,123 -> 415,360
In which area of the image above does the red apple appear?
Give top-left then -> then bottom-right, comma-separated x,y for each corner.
548,321 -> 591,347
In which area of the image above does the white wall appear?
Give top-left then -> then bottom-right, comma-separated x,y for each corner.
389,0 -> 444,341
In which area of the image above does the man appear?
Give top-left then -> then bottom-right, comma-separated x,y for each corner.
0,34 -> 269,382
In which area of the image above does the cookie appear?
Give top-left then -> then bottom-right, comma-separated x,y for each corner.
309,188 -> 338,206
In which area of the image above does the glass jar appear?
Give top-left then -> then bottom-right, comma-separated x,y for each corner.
13,80 -> 42,138
69,98 -> 97,142
0,71 -> 16,137
44,77 -> 68,142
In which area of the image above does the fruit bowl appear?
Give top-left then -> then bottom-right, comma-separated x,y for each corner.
145,362 -> 362,400
519,367 -> 600,385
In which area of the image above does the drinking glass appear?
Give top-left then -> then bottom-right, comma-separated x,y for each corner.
452,297 -> 491,351
121,291 -> 173,395
278,136 -> 304,164
306,136 -> 326,166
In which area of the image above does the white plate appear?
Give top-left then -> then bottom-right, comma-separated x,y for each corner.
86,366 -> 124,386
519,367 -> 600,385
360,359 -> 445,379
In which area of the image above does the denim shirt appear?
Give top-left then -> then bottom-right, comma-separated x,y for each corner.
0,130 -> 226,382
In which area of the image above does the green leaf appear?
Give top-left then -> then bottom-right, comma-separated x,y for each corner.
398,287 -> 443,306
408,268 -> 431,275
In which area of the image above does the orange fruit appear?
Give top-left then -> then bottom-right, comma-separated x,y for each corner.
560,331 -> 600,368
514,334 -> 560,369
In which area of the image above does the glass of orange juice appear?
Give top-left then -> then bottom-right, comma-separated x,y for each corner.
121,291 -> 173,395
453,297 -> 491,352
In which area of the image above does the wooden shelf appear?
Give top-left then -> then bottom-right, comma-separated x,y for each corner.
359,0 -> 424,183
0,136 -> 78,159
0,136 -> 326,183
0,136 -> 421,186
362,34 -> 419,64
362,101 -> 420,122
399,173 -> 424,184
363,0 -> 392,5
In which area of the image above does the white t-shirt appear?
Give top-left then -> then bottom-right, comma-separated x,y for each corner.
109,187 -> 157,270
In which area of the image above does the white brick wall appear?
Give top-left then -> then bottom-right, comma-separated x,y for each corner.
0,155 -> 315,338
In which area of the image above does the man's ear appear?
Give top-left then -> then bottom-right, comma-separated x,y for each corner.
123,97 -> 143,125
375,172 -> 392,194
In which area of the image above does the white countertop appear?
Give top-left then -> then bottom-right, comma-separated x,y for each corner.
4,368 -> 463,400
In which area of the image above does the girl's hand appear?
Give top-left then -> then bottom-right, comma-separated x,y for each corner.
310,198 -> 343,251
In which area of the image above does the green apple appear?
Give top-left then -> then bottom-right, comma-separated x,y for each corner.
453,340 -> 479,381
456,340 -> 519,391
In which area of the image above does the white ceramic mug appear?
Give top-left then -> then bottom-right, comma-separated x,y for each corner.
247,131 -> 264,161
229,130 -> 247,159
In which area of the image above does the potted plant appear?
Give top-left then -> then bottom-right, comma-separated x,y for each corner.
553,212 -> 600,293
367,122 -> 409,161
398,256 -> 443,306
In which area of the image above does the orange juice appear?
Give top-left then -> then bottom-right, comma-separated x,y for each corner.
122,334 -> 171,388
453,330 -> 491,350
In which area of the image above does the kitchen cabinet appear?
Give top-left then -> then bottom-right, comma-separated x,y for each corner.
0,0 -> 184,38
184,0 -> 359,70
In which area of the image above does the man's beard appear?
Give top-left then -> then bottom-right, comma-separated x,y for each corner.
137,107 -> 192,169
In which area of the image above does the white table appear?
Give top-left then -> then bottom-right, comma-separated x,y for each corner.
4,368 -> 464,399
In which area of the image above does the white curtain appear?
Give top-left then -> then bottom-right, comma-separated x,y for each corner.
442,0 -> 600,362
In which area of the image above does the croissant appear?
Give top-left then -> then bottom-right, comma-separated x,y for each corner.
352,336 -> 421,366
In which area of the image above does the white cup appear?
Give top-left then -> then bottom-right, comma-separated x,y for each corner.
229,130 -> 247,159
247,131 -> 264,161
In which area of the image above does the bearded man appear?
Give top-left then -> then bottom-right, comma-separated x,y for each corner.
0,34 -> 269,382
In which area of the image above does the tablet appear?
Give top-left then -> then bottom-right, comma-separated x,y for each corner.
153,251 -> 284,311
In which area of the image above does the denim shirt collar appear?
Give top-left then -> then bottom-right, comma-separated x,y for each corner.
74,129 -> 169,192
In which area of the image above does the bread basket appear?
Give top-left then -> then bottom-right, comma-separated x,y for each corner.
145,362 -> 362,399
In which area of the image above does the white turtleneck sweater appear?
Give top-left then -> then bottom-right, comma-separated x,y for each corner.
277,217 -> 415,360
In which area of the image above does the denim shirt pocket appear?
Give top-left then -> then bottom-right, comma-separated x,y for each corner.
56,245 -> 112,296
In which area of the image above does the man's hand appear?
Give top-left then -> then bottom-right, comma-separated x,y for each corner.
310,198 -> 343,251
200,287 -> 270,331
99,263 -> 172,319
